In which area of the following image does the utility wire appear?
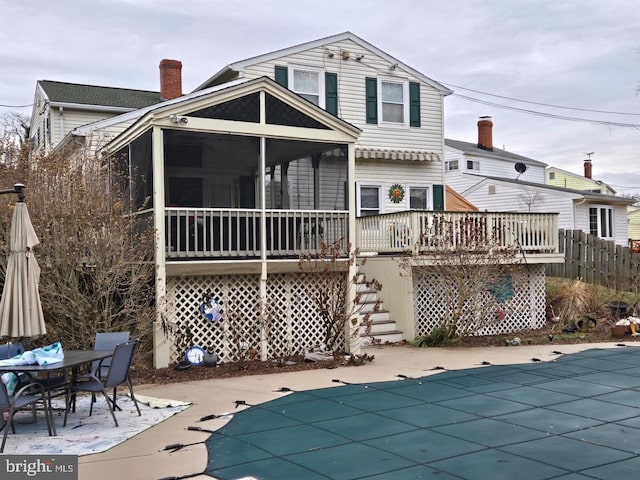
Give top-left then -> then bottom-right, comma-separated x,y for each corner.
452,94 -> 640,128
443,82 -> 640,116
0,103 -> 33,108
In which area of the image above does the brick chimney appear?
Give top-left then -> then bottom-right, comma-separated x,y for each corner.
159,59 -> 183,100
477,116 -> 493,151
584,158 -> 592,179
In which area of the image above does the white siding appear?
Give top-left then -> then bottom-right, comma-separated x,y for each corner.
356,159 -> 442,214
445,146 -> 546,193
241,38 -> 445,154
465,180 -> 630,246
464,181 -> 575,225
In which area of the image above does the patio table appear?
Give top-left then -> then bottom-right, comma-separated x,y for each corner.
0,349 -> 113,435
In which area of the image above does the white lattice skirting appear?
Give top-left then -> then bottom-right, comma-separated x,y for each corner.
413,264 -> 546,336
165,272 -> 345,363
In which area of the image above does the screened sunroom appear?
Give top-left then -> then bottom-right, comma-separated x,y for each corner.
106,78 -> 360,262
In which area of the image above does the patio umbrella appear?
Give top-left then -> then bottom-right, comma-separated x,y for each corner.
0,201 -> 46,339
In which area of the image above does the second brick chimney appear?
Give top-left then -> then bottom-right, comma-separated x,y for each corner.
584,158 -> 592,179
477,116 -> 493,151
159,59 -> 183,100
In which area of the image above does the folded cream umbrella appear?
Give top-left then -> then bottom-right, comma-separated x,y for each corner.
0,201 -> 46,338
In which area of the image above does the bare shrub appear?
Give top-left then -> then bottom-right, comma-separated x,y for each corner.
400,219 -> 521,343
0,146 -> 155,363
297,239 -> 380,353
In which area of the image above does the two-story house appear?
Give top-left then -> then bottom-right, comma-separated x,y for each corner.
445,117 -> 634,246
29,33 -> 561,367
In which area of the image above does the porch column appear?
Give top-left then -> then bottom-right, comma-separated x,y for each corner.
152,126 -> 171,368
311,154 -> 321,209
259,135 -> 269,360
281,162 -> 290,209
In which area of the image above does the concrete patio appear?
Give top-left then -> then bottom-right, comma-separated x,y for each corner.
78,342 -> 637,479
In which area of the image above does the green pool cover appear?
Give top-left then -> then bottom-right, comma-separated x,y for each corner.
187,347 -> 640,479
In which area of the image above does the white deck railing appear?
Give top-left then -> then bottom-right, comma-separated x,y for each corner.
356,211 -> 559,254
165,208 -> 348,259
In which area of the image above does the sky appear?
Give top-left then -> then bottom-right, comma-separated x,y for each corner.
1,0 -> 639,196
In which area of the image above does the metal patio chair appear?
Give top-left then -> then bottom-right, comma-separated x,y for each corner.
63,340 -> 141,427
1,380 -> 54,453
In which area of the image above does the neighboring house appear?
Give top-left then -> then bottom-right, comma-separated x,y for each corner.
629,205 -> 640,249
445,117 -> 633,246
547,162 -> 616,195
30,79 -> 161,152
28,33 -> 561,367
445,116 -> 548,193
461,176 -> 634,245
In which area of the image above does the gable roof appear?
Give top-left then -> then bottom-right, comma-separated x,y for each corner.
38,80 -> 161,109
445,138 -> 547,167
194,31 -> 453,95
547,165 -> 616,194
467,174 -> 635,205
102,76 -> 361,154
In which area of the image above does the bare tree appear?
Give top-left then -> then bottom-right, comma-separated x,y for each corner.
399,218 -> 521,344
0,145 -> 156,363
519,190 -> 544,212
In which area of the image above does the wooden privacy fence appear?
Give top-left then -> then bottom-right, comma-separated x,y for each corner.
547,229 -> 640,292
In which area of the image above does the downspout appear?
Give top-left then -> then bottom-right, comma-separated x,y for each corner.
58,106 -> 64,143
574,197 -> 587,231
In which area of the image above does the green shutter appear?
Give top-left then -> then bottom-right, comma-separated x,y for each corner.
365,77 -> 378,124
274,66 -> 288,88
433,184 -> 444,211
325,72 -> 338,116
409,82 -> 420,127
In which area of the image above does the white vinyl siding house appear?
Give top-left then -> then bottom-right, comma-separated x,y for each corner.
198,33 -> 450,217
237,38 -> 447,153
463,177 -> 633,245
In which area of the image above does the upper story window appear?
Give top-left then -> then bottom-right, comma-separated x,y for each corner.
289,65 -> 325,108
589,206 -> 613,239
445,160 -> 459,171
549,172 -> 555,180
379,79 -> 408,125
466,159 -> 480,171
366,77 -> 420,128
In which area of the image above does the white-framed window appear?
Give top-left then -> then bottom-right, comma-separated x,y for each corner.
378,77 -> 409,126
357,183 -> 382,217
445,160 -> 459,171
289,65 -> 325,107
466,159 -> 480,171
409,186 -> 430,210
549,171 -> 555,180
589,206 -> 614,239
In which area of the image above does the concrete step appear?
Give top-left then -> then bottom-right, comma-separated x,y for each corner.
359,310 -> 391,322
362,330 -> 404,345
360,319 -> 398,335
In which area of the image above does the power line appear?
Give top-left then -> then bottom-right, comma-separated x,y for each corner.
443,82 -> 640,116
452,93 -> 640,128
0,103 -> 33,108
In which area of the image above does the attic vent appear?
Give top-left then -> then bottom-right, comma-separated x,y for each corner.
488,185 -> 496,195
